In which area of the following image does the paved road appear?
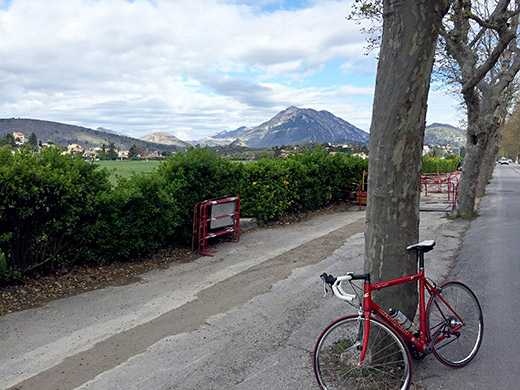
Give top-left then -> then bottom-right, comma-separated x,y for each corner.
1,205 -> 469,389
414,164 -> 520,388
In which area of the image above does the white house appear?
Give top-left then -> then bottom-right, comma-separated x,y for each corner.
66,144 -> 84,154
12,132 -> 25,145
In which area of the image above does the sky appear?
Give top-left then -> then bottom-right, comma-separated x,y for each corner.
0,0 -> 464,141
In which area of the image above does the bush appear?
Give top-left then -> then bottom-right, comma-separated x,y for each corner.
157,147 -> 243,244
240,156 -> 291,221
0,147 -> 111,280
422,157 -> 460,173
80,173 -> 181,263
240,148 -> 368,221
0,145 -> 368,283
285,149 -> 367,214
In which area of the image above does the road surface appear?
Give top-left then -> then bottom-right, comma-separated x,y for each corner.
414,164 -> 520,388
2,203 -> 469,389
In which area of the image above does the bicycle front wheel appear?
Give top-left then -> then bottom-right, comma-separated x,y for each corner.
426,281 -> 483,367
313,315 -> 412,390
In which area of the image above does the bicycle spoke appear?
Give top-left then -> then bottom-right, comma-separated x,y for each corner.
426,281 -> 483,367
314,316 -> 411,389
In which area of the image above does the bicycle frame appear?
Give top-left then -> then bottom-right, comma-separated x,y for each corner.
358,269 -> 465,366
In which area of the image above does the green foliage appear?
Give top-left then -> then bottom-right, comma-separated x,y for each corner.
128,144 -> 139,159
239,148 -> 367,221
80,173 -> 181,263
107,142 -> 118,160
0,145 -> 368,282
0,133 -> 16,148
240,156 -> 291,221
28,132 -> 38,151
422,157 -> 460,173
158,147 -> 243,244
285,148 -> 367,213
0,249 -> 21,283
0,146 -> 112,280
97,142 -> 118,160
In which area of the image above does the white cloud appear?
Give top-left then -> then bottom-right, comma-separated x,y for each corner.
426,88 -> 466,128
0,0 -> 461,141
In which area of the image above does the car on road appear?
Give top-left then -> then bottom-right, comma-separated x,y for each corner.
498,158 -> 510,165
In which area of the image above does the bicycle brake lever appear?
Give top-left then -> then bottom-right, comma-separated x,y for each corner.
322,278 -> 329,297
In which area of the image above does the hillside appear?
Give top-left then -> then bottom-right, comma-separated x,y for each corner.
425,123 -> 466,148
139,132 -> 190,148
1,116 -> 464,154
0,118 -> 184,152
198,106 -> 370,148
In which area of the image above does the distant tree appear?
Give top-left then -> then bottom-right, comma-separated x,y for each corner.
107,142 -> 118,160
128,144 -> 139,159
28,132 -> 38,151
5,133 -> 16,148
272,146 -> 282,158
98,143 -> 109,160
440,0 -> 520,216
499,103 -> 520,159
161,150 -> 173,158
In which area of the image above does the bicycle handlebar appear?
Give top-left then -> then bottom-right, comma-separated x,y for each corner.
320,272 -> 357,302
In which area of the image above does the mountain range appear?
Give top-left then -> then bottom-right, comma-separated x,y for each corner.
0,108 -> 465,152
0,118 -> 187,152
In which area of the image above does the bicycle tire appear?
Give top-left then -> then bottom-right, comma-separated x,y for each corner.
313,315 -> 412,390
426,281 -> 483,367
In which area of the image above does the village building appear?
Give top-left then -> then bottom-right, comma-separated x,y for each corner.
66,144 -> 84,154
12,132 -> 25,145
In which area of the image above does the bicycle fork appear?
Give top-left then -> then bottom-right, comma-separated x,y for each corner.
358,309 -> 371,368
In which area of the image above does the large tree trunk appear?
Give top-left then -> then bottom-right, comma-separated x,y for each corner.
478,140 -> 499,194
457,89 -> 489,215
364,0 -> 450,320
478,98 -> 509,196
443,0 -> 520,215
458,85 -> 507,214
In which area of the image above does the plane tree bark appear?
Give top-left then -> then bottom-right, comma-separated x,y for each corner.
352,1 -> 520,216
364,0 -> 451,319
439,0 -> 520,215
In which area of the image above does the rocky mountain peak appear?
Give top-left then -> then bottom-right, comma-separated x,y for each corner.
199,106 -> 369,148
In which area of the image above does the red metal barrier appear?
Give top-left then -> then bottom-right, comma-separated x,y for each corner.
192,196 -> 240,256
420,172 -> 460,211
341,171 -> 367,211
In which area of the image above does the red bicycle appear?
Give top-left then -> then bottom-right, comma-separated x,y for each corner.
313,240 -> 483,389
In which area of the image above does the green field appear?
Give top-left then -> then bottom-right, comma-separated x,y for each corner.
95,160 -> 162,183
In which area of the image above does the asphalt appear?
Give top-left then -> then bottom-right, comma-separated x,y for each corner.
0,202 -> 471,390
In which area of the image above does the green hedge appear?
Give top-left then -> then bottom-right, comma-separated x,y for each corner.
0,146 -> 367,282
157,147 -> 243,244
0,147 -> 112,281
422,157 -> 460,173
79,173 -> 182,264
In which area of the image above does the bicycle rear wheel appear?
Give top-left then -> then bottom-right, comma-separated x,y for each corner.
426,281 -> 483,367
313,315 -> 412,390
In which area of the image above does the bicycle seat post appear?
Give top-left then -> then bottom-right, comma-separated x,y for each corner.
407,240 -> 435,271
418,250 -> 425,271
